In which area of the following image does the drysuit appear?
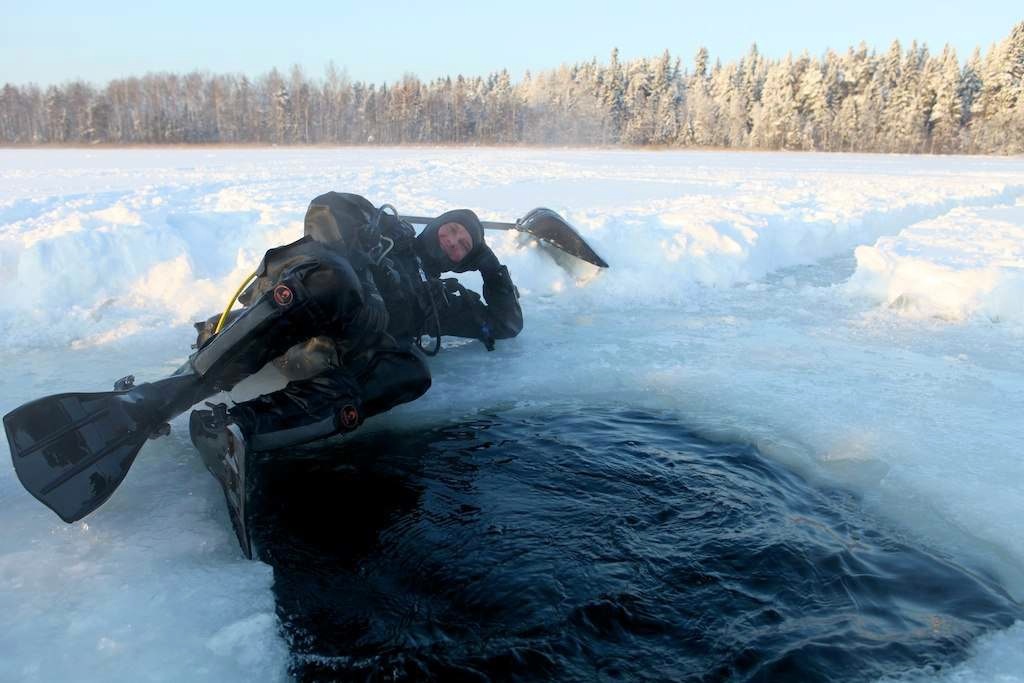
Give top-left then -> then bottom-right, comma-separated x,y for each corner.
190,192 -> 522,452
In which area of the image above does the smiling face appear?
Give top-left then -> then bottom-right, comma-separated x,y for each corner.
437,222 -> 473,264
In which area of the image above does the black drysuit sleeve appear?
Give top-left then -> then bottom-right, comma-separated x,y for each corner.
433,266 -> 523,343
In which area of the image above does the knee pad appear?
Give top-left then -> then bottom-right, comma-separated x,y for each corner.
234,371 -> 365,451
358,349 -> 432,416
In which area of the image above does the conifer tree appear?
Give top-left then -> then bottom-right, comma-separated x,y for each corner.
686,47 -> 718,146
796,57 -> 830,149
928,45 -> 963,153
751,55 -> 799,149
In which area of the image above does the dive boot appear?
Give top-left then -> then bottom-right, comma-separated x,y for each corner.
190,404 -> 254,559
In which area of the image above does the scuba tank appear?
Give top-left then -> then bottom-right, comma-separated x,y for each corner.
302,192 -> 444,355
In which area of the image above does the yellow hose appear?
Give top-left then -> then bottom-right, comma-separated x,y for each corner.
214,271 -> 258,334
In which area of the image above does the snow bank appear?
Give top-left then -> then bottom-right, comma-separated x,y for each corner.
2,149 -> 1024,350
849,198 -> 1024,324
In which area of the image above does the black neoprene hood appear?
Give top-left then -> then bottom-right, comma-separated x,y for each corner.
415,209 -> 485,276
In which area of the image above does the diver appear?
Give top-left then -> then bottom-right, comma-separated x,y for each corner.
187,191 -> 522,483
5,193 -> 610,559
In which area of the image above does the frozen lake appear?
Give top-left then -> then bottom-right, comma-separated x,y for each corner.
1,147 -> 1023,681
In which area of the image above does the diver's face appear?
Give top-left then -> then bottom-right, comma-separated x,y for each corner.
438,222 -> 473,263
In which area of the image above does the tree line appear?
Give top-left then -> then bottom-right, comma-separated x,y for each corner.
1,22 -> 1022,154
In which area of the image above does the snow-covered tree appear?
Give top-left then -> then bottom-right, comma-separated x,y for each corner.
685,46 -> 719,146
928,45 -> 963,153
2,22 -> 1023,152
960,47 -> 983,128
795,57 -> 831,149
971,22 -> 1024,151
886,42 -> 930,152
751,55 -> 799,149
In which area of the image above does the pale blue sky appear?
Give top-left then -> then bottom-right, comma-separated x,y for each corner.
2,1 -> 1020,86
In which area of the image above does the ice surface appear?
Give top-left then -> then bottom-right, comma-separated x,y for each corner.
2,148 -> 1024,681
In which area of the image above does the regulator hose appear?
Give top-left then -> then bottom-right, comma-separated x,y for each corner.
214,271 -> 258,334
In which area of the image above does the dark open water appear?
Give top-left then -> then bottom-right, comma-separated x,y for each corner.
246,407 -> 1020,682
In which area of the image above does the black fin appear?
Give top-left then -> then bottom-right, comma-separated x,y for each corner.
4,374 -> 202,523
517,208 -> 609,268
222,427 -> 253,560
189,411 -> 253,559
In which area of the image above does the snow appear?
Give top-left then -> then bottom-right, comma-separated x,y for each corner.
849,197 -> 1024,322
2,147 -> 1024,681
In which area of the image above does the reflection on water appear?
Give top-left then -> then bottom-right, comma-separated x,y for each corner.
248,407 -> 1021,682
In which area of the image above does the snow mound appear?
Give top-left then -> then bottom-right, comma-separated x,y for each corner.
850,199 -> 1024,323
4,149 -> 1024,351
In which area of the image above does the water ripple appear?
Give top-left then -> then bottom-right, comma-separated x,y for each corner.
249,407 -> 1020,682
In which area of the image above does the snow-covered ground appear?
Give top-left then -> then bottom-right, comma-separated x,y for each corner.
1,147 -> 1023,681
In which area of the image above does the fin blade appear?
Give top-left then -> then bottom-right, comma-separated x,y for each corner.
518,208 -> 609,268
5,391 -> 151,522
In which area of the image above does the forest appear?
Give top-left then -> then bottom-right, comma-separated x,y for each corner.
1,22 -> 1022,154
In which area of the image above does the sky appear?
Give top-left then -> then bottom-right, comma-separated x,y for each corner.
1,1 -> 1021,87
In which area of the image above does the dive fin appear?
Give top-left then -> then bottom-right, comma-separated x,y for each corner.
4,374 -> 203,523
189,409 -> 253,559
514,207 -> 609,268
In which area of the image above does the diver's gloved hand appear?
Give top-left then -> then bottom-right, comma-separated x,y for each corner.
458,244 -> 502,279
468,246 -> 517,298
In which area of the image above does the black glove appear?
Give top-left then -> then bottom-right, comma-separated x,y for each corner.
461,244 -> 502,280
